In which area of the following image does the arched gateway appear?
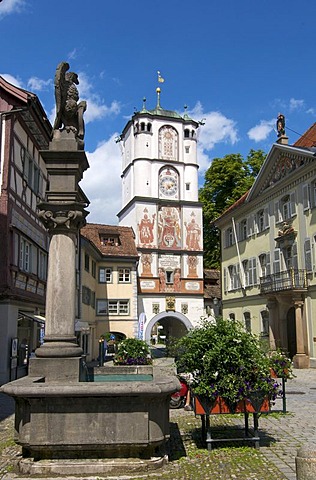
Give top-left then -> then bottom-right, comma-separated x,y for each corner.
144,311 -> 193,343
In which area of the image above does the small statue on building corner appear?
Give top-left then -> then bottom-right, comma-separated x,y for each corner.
53,61 -> 87,144
277,113 -> 286,137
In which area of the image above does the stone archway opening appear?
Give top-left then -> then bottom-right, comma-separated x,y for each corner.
144,311 -> 192,345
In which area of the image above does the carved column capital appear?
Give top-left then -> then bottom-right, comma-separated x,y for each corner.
38,203 -> 88,234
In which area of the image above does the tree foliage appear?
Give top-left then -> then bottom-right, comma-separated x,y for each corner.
199,149 -> 267,268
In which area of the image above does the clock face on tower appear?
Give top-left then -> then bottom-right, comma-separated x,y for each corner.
159,168 -> 178,198
159,175 -> 178,196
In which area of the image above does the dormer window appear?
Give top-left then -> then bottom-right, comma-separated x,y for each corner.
100,235 -> 120,246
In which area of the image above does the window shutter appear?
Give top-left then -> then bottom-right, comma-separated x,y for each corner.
266,252 -> 271,275
303,184 -> 310,210
264,207 -> 269,229
304,238 -> 312,272
275,201 -> 281,223
292,243 -> 298,270
247,215 -> 254,237
274,249 -> 280,274
290,192 -> 296,217
224,267 -> 227,292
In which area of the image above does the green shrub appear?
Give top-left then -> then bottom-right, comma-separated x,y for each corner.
114,338 -> 152,365
175,318 -> 281,403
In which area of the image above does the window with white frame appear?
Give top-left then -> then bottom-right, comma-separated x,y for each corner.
276,193 -> 296,222
259,253 -> 270,277
273,249 -> 281,276
108,300 -> 129,315
303,184 -> 311,211
242,260 -> 249,287
99,267 -> 112,283
38,251 -> 47,280
256,208 -> 268,233
225,227 -> 234,247
96,299 -> 107,315
118,268 -> 131,283
248,257 -> 257,285
21,147 -> 41,195
20,238 -> 32,272
228,264 -> 240,290
239,219 -> 247,240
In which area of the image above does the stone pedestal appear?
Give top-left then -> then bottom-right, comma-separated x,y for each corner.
293,353 -> 310,369
296,443 -> 316,479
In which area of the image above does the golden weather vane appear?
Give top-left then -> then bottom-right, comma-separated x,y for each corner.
156,71 -> 165,108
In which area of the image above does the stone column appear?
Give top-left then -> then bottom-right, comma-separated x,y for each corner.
293,299 -> 309,368
29,132 -> 89,381
266,298 -> 278,351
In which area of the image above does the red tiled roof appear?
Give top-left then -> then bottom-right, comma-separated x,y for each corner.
80,223 -> 138,258
293,123 -> 316,148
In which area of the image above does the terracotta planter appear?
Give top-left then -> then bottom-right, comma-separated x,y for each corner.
194,395 -> 270,415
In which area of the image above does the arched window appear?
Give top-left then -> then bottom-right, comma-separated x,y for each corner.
158,125 -> 178,161
243,312 -> 251,332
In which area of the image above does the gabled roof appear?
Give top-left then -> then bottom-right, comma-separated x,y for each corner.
0,75 -> 52,148
80,223 -> 139,259
215,123 -> 316,226
293,123 -> 316,148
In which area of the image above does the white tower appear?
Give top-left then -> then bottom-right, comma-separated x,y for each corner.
118,86 -> 204,342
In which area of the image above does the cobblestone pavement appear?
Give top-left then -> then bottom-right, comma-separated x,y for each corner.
1,368 -> 316,479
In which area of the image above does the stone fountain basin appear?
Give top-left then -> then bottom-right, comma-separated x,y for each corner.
1,373 -> 179,462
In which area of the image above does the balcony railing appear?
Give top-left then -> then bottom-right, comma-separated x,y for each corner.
260,269 -> 308,295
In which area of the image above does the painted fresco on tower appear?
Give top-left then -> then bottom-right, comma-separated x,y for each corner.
137,207 -> 156,247
158,125 -> 178,161
158,255 -> 181,293
184,211 -> 202,251
158,206 -> 181,249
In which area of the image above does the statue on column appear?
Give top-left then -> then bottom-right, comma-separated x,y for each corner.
277,113 -> 285,137
53,62 -> 87,144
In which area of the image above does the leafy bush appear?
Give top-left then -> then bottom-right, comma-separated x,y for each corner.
175,318 -> 280,403
114,338 -> 152,365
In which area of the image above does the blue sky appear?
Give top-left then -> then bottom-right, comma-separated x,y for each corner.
1,0 -> 316,224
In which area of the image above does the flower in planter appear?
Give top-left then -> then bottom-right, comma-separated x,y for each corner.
268,349 -> 295,379
114,338 -> 152,365
175,317 -> 281,408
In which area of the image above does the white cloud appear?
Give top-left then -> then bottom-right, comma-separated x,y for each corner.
67,48 -> 78,61
247,119 -> 275,142
81,134 -> 122,224
0,0 -> 25,18
77,71 -> 121,123
1,73 -> 23,87
187,102 -> 238,171
289,98 -> 304,112
27,76 -> 52,91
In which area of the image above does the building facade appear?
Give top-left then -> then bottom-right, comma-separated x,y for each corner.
215,125 -> 316,368
117,92 -> 204,342
79,224 -> 139,361
0,76 -> 51,384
